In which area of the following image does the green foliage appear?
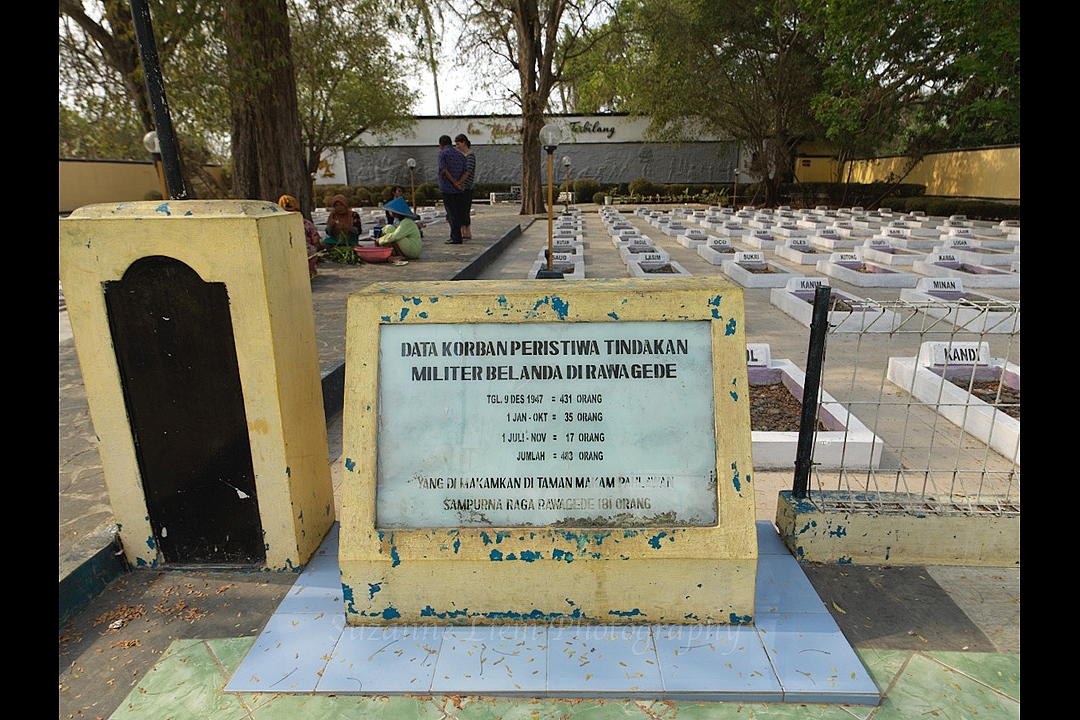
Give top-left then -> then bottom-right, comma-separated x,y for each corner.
592,191 -> 608,204
628,178 -> 660,197
325,243 -> 363,265
288,0 -> 416,177
572,178 -> 602,203
415,183 -> 440,205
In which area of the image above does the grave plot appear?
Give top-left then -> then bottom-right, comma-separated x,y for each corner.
697,237 -> 738,265
900,277 -> 1020,333
939,224 -> 1018,251
890,231 -> 941,252
742,229 -> 782,251
816,251 -> 919,288
810,229 -> 862,251
713,220 -> 753,239
548,233 -> 584,254
775,237 -> 827,265
626,252 -> 692,277
528,250 -> 586,278
661,219 -> 690,236
911,252 -> 1020,289
771,222 -> 809,240
795,214 -> 832,231
746,215 -> 776,232
610,227 -> 643,243
647,212 -> 673,230
722,250 -> 803,288
829,220 -> 876,244
935,237 -> 1019,267
887,341 -> 1020,465
860,237 -> 923,266
999,219 -> 1021,242
675,227 -> 712,249
745,344 -> 884,469
770,277 -> 902,332
616,235 -> 657,257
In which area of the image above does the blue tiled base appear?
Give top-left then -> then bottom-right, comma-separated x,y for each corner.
226,522 -> 880,704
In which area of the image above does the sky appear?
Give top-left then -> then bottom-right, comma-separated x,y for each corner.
412,63 -> 519,117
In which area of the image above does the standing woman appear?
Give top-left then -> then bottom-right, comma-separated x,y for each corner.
455,134 -> 476,240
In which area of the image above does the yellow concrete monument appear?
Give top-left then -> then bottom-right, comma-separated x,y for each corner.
59,200 -> 334,572
339,277 -> 757,625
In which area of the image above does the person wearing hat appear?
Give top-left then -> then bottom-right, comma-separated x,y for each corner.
277,194 -> 322,279
376,196 -> 423,261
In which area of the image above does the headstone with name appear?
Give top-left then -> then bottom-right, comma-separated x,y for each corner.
900,278 -> 1020,333
697,236 -> 736,265
775,236 -> 821,265
817,250 -> 919,288
771,276 -> 901,331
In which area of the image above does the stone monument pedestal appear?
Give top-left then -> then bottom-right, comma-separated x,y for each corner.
339,278 -> 758,626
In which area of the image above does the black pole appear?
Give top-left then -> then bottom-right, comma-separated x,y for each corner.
792,284 -> 831,498
129,0 -> 187,199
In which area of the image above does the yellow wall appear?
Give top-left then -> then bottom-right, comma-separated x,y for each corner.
844,147 -> 1019,200
59,160 -> 226,214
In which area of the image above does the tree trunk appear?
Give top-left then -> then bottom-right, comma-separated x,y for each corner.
519,97 -> 547,216
223,0 -> 311,214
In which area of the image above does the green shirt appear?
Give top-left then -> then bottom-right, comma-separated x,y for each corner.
377,217 -> 422,259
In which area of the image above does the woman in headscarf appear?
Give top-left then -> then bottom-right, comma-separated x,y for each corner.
278,194 -> 322,279
324,194 -> 363,245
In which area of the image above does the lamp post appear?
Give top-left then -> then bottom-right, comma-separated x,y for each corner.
407,157 -> 417,207
536,123 -> 564,279
562,156 -> 571,212
142,130 -> 168,201
733,168 -> 740,210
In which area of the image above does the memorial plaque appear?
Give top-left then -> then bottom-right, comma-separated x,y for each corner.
339,278 -> 758,627
376,321 -> 717,528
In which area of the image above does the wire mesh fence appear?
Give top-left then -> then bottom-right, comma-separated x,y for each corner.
800,296 -> 1019,517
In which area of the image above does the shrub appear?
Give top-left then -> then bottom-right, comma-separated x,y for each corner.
592,191 -> 607,204
628,177 -> 659,197
572,177 -> 602,203
415,183 -> 440,206
351,187 -> 373,207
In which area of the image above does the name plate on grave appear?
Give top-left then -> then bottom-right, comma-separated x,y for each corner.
376,321 -> 718,528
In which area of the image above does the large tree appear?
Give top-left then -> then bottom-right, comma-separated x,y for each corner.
288,0 -> 415,189
222,0 -> 309,208
455,0 -> 614,214
571,0 -> 823,207
810,0 -> 1019,201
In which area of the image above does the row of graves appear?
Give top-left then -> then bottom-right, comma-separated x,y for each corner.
613,205 -> 1020,333
601,206 -> 694,277
601,205 -> 1019,469
528,207 -> 587,277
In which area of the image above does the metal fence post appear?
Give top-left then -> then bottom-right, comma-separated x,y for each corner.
793,285 -> 831,498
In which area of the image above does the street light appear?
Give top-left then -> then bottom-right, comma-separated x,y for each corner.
406,157 -> 417,207
733,168 -> 740,210
142,130 -> 168,201
562,156 -> 571,213
536,123 -> 564,279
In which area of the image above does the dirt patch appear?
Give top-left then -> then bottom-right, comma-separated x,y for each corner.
947,379 -> 1020,420
751,382 -> 828,431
